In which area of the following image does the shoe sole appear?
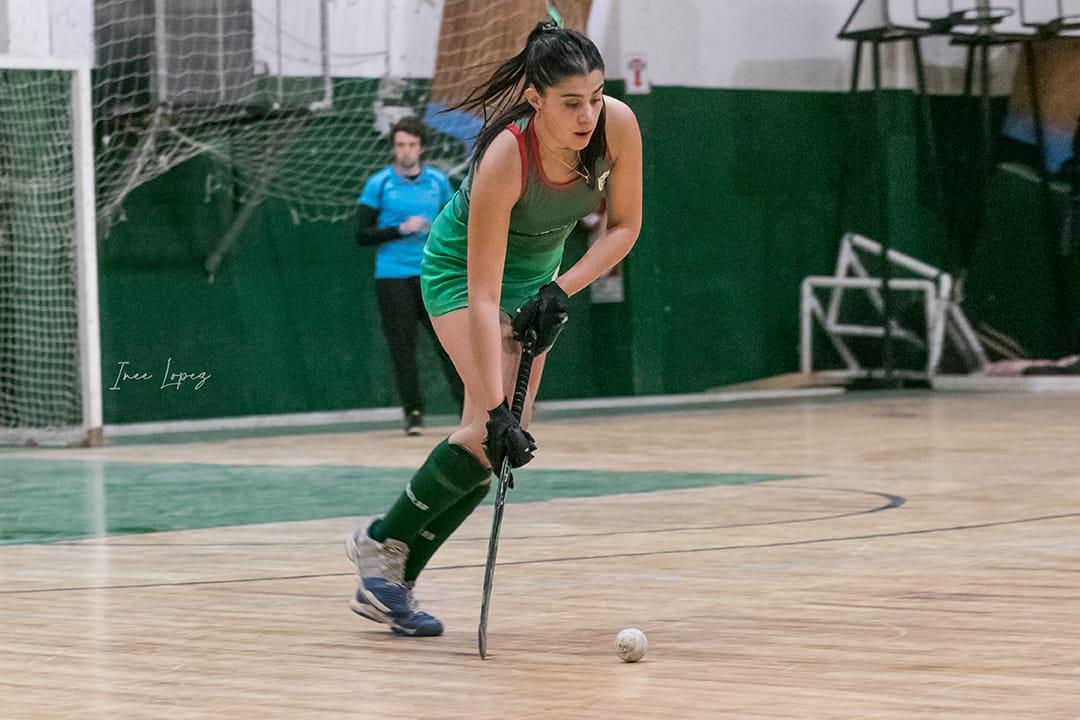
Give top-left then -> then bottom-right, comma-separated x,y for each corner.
350,597 -> 393,625
390,622 -> 442,637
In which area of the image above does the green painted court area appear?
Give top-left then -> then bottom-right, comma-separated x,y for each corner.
0,458 -> 797,545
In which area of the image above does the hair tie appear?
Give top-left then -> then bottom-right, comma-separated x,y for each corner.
545,1 -> 564,28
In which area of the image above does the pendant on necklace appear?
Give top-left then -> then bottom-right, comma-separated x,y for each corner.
598,169 -> 610,192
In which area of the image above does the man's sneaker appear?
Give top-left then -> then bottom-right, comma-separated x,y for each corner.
405,410 -> 423,436
344,523 -> 443,637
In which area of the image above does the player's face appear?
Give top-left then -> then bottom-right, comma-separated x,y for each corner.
539,69 -> 605,151
393,131 -> 422,170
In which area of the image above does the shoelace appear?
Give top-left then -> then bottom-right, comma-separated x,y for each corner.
404,584 -> 437,619
379,540 -> 408,584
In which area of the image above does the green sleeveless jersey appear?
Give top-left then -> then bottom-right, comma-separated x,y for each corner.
421,114 -> 609,317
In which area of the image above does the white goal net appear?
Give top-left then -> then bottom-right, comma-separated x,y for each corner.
92,0 -> 593,233
0,59 -> 100,446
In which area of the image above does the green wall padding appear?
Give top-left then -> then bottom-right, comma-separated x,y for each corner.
97,84 -> 1077,423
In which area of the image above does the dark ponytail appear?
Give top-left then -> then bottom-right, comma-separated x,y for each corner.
448,20 -> 607,188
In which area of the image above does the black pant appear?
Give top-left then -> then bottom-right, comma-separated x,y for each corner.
375,276 -> 464,415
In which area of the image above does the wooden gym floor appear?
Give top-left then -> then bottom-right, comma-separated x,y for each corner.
1,390 -> 1078,718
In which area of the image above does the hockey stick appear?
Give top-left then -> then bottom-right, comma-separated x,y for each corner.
478,329 -> 536,660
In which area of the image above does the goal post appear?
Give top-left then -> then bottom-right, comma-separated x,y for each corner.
0,56 -> 102,446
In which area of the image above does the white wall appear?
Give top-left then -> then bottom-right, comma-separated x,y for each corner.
613,0 -> 1017,94
5,0 -> 56,57
2,0 -> 443,78
0,0 -> 93,61
617,0 -> 861,91
587,0 -> 621,78
0,0 -> 7,54
49,1 -> 94,62
250,0 -> 441,79
1,0 -> 1017,93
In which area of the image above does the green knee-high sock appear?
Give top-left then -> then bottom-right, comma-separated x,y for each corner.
370,439 -> 490,547
405,480 -> 491,582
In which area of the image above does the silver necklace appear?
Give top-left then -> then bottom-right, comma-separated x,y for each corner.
536,126 -> 591,184
554,152 -> 591,184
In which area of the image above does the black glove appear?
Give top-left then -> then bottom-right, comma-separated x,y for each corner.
512,281 -> 569,353
483,400 -> 537,471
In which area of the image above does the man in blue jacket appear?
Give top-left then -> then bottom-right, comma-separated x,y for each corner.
356,117 -> 464,435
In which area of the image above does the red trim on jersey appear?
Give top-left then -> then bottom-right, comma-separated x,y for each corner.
602,101 -> 614,166
526,116 -> 581,190
505,122 -> 528,199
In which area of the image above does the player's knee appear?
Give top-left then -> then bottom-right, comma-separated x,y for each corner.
449,424 -> 488,467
